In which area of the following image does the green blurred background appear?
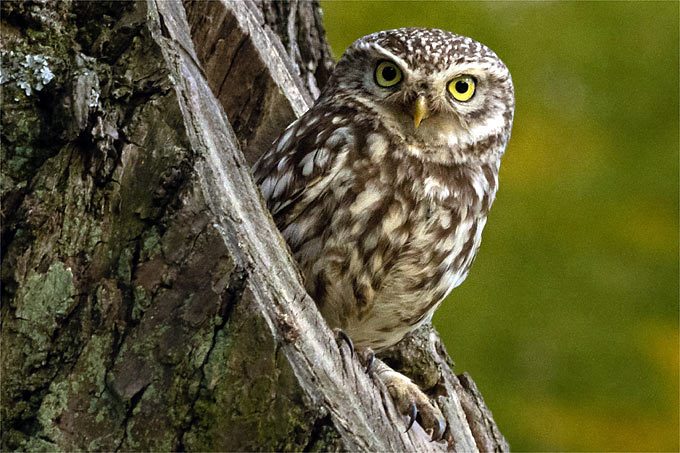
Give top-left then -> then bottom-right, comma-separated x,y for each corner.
320,2 -> 678,451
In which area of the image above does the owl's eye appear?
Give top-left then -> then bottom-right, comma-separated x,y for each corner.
448,76 -> 476,102
375,60 -> 403,88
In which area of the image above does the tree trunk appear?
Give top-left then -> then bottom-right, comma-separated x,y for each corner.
1,1 -> 508,451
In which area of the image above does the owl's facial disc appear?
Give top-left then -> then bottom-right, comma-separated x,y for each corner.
367,58 -> 480,132
325,27 -> 514,164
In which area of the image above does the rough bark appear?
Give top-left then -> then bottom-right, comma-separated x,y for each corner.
1,0 -> 508,451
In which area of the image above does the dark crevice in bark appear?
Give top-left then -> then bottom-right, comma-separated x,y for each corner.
115,383 -> 150,452
302,413 -> 341,452
216,35 -> 248,100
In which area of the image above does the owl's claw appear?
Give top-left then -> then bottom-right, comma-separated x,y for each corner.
362,349 -> 375,373
431,415 -> 446,441
334,329 -> 354,357
405,401 -> 417,433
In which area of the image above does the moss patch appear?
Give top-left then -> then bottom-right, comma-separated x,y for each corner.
15,262 -> 76,337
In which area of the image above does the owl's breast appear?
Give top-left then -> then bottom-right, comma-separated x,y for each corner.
315,152 -> 499,349
319,191 -> 490,350
394,152 -> 499,297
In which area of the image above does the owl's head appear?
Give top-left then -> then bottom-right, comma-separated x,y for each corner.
325,28 -> 515,164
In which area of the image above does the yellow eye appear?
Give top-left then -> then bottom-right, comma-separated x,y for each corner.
375,60 -> 403,87
448,76 -> 476,102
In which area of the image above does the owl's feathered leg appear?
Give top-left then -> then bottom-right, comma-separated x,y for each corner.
373,358 -> 446,441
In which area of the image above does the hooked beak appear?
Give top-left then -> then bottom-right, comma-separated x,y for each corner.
412,96 -> 429,129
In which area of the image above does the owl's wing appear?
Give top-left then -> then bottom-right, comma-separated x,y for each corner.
253,115 -> 354,227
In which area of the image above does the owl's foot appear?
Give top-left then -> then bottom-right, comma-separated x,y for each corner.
332,332 -> 443,439
374,360 -> 446,441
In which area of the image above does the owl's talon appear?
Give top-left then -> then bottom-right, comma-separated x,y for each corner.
334,329 -> 354,357
363,349 -> 375,373
430,416 -> 446,441
405,401 -> 417,433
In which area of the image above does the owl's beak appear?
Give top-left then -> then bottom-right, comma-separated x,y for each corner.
412,96 -> 429,128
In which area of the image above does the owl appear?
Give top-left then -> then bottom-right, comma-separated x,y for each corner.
254,27 -> 514,438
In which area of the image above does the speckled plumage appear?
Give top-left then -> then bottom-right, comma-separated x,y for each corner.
254,27 -> 514,352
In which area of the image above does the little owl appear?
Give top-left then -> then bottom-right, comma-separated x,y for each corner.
254,27 -> 514,439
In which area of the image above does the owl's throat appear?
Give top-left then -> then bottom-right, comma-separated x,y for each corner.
397,115 -> 473,165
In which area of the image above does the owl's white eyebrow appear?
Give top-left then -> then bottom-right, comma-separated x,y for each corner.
369,44 -> 411,73
444,68 -> 485,81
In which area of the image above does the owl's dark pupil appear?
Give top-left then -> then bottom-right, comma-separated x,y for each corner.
382,66 -> 397,81
455,80 -> 469,93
